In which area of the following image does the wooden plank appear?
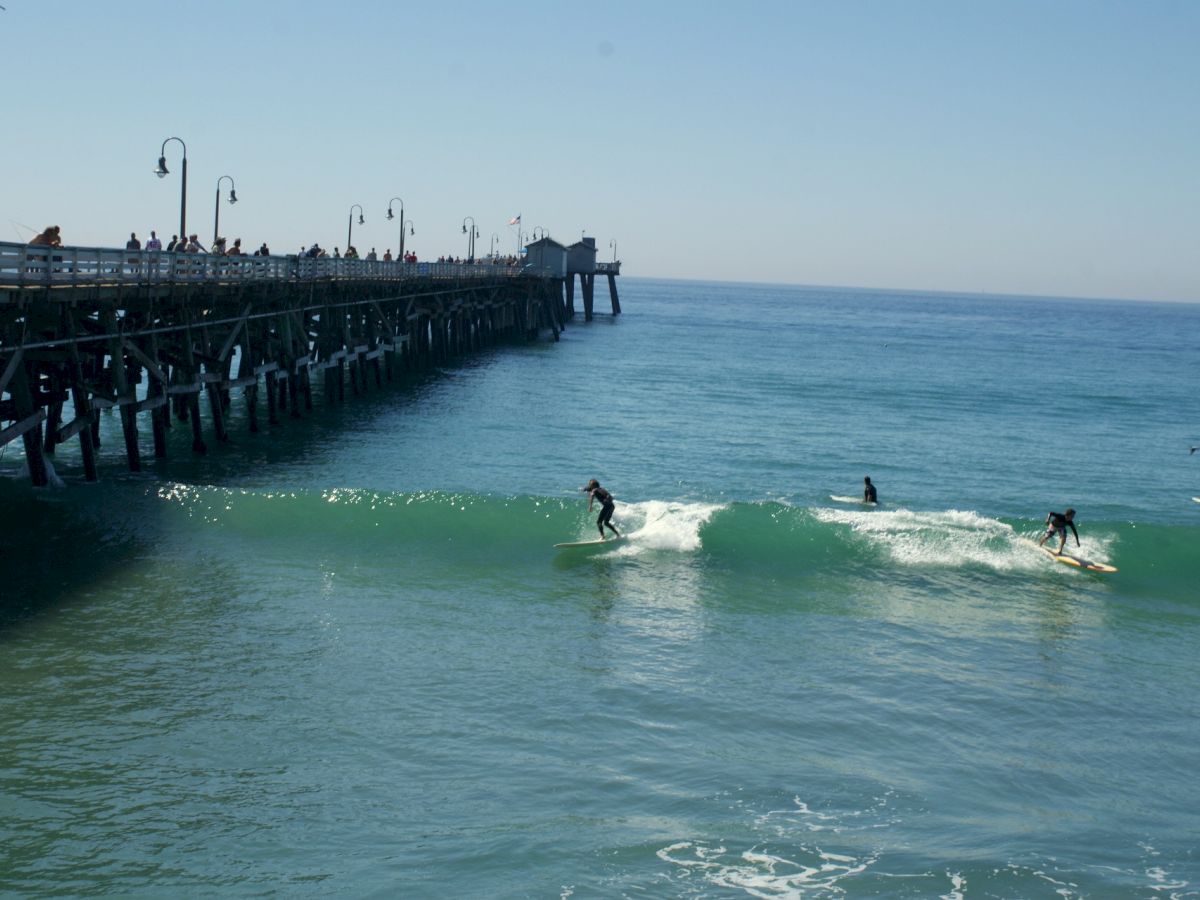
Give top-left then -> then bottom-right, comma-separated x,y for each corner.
0,348 -> 24,396
0,408 -> 47,448
166,382 -> 203,395
216,305 -> 252,361
57,416 -> 93,442
135,395 -> 168,413
254,362 -> 279,375
121,338 -> 168,383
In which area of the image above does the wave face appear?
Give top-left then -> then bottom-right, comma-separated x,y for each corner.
42,484 -> 1189,597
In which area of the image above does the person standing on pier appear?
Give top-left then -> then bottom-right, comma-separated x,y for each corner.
126,232 -> 141,251
584,479 -> 621,540
146,231 -> 162,251
28,225 -> 62,247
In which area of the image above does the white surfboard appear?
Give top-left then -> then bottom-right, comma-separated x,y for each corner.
829,494 -> 877,506
554,536 -> 626,550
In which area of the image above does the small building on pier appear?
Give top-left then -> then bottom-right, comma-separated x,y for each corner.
523,237 -> 568,278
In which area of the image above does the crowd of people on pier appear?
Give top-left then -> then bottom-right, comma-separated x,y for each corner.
25,225 -> 528,269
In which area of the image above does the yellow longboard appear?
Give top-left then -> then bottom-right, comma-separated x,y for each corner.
1039,545 -> 1118,573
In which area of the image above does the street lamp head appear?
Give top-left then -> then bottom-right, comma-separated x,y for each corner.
228,189 -> 238,204
155,157 -> 169,178
358,214 -> 365,225
386,208 -> 394,220
462,224 -> 467,234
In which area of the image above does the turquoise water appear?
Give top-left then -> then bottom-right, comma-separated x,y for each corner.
2,279 -> 1198,897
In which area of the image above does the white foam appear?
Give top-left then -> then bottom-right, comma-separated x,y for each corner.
18,457 -> 66,488
940,871 -> 966,900
657,840 -> 874,898
613,499 -> 724,554
811,506 -> 1118,572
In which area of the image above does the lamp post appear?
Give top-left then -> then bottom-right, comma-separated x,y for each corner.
154,136 -> 188,241
213,175 -> 237,247
532,226 -> 547,241
386,197 -> 410,260
490,232 -> 500,258
347,204 -> 365,253
401,220 -> 414,260
609,238 -> 617,262
461,216 -> 479,262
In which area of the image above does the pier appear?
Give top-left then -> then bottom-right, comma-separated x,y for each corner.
0,239 -> 621,487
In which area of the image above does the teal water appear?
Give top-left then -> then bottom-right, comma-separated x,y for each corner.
2,279 -> 1198,897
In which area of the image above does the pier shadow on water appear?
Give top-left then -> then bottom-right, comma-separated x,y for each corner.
0,348 -> 523,631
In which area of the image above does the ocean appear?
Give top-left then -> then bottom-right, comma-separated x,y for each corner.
1,278 -> 1198,897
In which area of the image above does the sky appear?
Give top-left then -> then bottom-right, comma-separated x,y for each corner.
2,0 -> 1197,302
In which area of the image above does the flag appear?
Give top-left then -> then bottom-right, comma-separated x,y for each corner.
508,214 -> 521,225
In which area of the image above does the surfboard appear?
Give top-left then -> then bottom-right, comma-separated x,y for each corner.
829,495 -> 877,506
1037,544 -> 1118,573
554,536 -> 626,550
1192,497 -> 1200,504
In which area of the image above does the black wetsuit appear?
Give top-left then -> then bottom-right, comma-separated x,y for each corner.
1046,511 -> 1079,544
864,482 -> 877,503
590,486 -> 618,536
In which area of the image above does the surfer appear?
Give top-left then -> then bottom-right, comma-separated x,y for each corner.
584,479 -> 620,540
863,476 -> 877,504
1038,508 -> 1080,555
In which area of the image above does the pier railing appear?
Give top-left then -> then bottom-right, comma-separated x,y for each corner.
0,241 -> 552,289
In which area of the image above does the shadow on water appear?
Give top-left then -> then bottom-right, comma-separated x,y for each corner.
0,348 -> 524,632
0,478 -> 147,631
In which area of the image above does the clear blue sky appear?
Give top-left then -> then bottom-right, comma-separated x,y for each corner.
3,0 -> 1197,301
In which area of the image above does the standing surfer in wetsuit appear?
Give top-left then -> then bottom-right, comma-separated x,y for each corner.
863,476 -> 878,504
584,479 -> 620,540
1038,508 -> 1080,555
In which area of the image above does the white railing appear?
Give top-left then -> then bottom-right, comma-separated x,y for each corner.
0,241 -> 550,288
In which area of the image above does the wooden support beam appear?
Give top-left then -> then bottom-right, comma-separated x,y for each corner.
607,273 -> 621,314
215,304 -> 252,362
0,408 -> 48,449
0,348 -> 24,397
102,306 -> 141,472
121,338 -> 168,384
64,308 -> 98,481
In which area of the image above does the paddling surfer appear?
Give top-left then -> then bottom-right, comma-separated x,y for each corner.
584,479 -> 620,540
1038,508 -> 1080,555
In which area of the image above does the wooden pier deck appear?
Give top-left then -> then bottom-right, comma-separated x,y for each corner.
0,241 -> 621,487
